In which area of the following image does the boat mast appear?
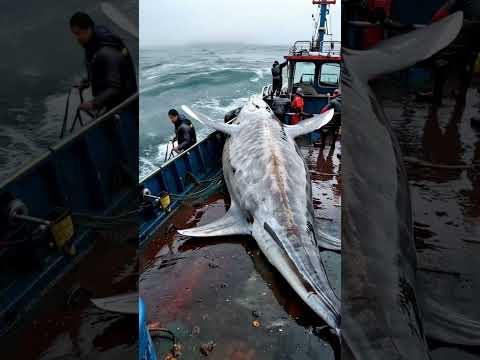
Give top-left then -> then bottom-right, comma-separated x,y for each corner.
312,0 -> 336,51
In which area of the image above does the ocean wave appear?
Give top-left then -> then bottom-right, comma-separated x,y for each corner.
139,45 -> 287,178
0,126 -> 45,181
193,96 -> 249,116
140,61 -> 208,80
0,90 -> 80,181
141,68 -> 259,97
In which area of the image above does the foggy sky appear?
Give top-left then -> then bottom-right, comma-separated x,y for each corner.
140,0 -> 341,47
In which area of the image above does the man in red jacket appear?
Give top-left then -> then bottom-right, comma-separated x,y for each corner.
291,87 -> 305,125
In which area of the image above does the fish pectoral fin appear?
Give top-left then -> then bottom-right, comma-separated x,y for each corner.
284,110 -> 334,138
178,202 -> 250,238
181,105 -> 239,136
316,229 -> 341,251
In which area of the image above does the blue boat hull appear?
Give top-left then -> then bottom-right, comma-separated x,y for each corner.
139,132 -> 225,246
0,105 -> 138,335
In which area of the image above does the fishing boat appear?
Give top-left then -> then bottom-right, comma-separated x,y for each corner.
0,94 -> 138,336
139,1 -> 341,358
263,1 -> 341,124
140,0 -> 340,243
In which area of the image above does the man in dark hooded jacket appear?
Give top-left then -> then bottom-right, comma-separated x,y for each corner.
168,109 -> 197,153
319,89 -> 342,149
271,60 -> 288,98
70,12 -> 137,112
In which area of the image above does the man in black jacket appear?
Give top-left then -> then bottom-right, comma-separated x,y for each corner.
271,60 -> 288,98
168,109 -> 197,153
70,12 -> 137,112
319,89 -> 342,149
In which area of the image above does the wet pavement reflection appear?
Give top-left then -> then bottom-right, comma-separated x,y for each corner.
140,140 -> 341,360
0,231 -> 138,360
383,85 -> 480,358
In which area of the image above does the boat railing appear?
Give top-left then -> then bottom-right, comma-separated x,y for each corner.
262,84 -> 273,97
290,41 -> 312,55
290,40 -> 341,57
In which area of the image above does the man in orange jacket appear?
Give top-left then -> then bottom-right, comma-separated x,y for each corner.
291,87 -> 305,125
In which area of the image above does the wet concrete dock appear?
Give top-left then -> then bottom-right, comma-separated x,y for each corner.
383,86 -> 480,359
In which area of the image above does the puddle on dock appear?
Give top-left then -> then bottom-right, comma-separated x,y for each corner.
0,230 -> 138,360
140,141 -> 341,360
382,86 -> 480,359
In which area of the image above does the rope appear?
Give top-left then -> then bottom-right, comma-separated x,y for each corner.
69,171 -> 224,230
72,208 -> 143,229
168,171 -> 224,201
148,326 -> 177,343
148,326 -> 179,358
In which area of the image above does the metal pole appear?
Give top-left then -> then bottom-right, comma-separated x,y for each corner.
60,88 -> 73,139
164,141 -> 170,162
318,3 -> 328,45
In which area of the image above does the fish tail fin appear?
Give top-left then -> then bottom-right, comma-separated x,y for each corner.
345,12 -> 463,82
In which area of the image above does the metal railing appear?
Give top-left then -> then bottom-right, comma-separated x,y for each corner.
290,40 -> 341,57
290,41 -> 312,55
262,84 -> 273,98
316,40 -> 341,56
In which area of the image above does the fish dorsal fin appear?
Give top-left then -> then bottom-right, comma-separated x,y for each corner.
181,105 -> 240,136
177,201 -> 250,238
345,12 -> 463,82
284,109 -> 334,138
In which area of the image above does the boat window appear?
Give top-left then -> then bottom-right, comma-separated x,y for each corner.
293,62 -> 316,85
319,63 -> 340,88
